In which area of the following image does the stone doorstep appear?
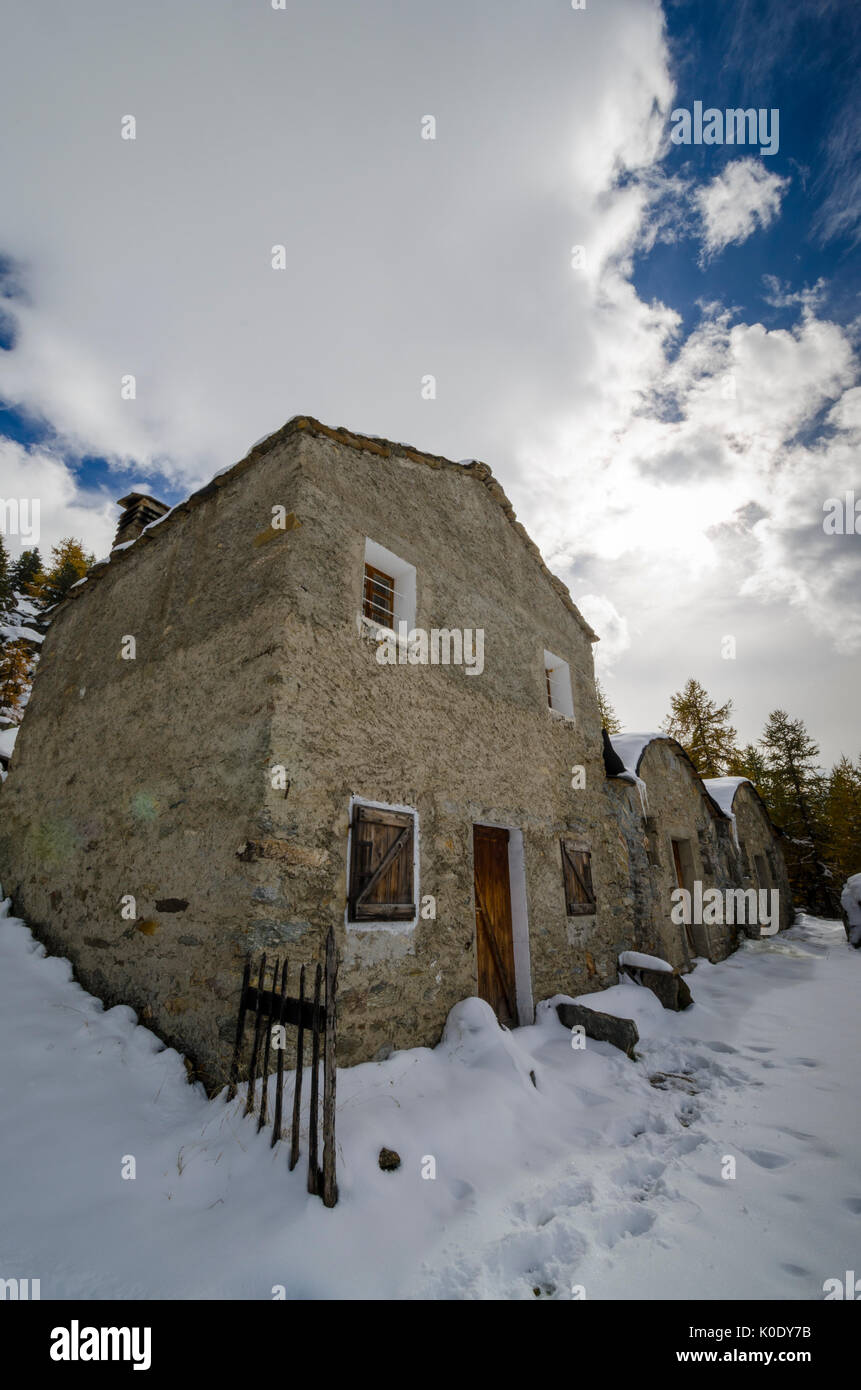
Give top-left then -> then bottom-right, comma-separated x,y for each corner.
556,1001 -> 639,1059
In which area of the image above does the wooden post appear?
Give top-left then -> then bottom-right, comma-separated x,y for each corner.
258,957 -> 280,1132
306,962 -> 322,1195
289,964 -> 306,1171
321,926 -> 338,1207
244,954 -> 267,1117
271,958 -> 289,1148
226,956 -> 251,1101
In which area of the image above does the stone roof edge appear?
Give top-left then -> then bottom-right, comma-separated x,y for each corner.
610,732 -> 734,824
53,415 -> 599,642
712,775 -> 788,839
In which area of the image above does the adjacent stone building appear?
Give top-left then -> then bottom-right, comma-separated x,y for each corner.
0,416 -> 792,1089
606,736 -> 793,968
703,777 -> 793,934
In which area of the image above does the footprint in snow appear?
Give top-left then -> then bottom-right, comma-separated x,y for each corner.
742,1148 -> 792,1170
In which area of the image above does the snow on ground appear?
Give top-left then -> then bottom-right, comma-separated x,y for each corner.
0,726 -> 19,761
0,892 -> 858,1300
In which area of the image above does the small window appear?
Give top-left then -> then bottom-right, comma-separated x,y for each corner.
362,538 -> 416,633
561,840 -> 596,915
363,564 -> 395,627
348,804 -> 416,922
543,649 -> 574,718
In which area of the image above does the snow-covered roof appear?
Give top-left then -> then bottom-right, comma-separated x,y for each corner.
607,731 -> 732,825
609,732 -> 667,779
701,776 -> 751,817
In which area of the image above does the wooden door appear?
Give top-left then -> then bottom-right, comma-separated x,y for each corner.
672,838 -> 696,952
473,825 -> 518,1027
672,838 -> 685,890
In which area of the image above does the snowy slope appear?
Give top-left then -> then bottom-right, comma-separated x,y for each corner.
0,893 -> 858,1300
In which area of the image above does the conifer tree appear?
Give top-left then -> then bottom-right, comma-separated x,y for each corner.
760,709 -> 835,915
663,678 -> 738,777
728,742 -> 773,798
10,547 -> 43,594
826,754 -> 861,888
0,535 -> 13,617
0,638 -> 31,715
595,677 -> 622,734
38,539 -> 94,608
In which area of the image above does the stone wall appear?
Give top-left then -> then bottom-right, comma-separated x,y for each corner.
730,783 -> 794,934
0,419 -> 637,1086
608,739 -> 738,968
0,439 -> 305,1089
254,429 -> 635,1065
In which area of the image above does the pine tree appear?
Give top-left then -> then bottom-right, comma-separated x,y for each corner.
38,539 -> 94,608
595,677 -> 622,734
760,709 -> 835,916
10,547 -> 43,594
0,535 -> 14,617
663,678 -> 738,777
0,638 -> 31,715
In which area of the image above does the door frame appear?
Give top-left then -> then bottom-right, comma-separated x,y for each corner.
472,821 -> 533,1026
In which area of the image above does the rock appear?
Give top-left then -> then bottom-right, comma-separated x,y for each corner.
378,1147 -> 401,1171
556,1002 -> 639,1058
618,962 -> 693,1010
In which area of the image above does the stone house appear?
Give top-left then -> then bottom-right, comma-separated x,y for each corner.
604,733 -> 785,968
0,417 -> 793,1090
0,416 -> 639,1090
702,777 -> 793,934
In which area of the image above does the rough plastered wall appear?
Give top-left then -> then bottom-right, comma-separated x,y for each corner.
0,416 -> 639,1083
0,436 -> 306,1090
731,785 -> 794,933
606,778 -> 667,960
633,740 -> 736,968
252,428 -> 635,1065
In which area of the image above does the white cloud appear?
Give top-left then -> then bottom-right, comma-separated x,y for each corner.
0,0 -> 857,761
695,158 -> 789,260
0,439 -> 115,561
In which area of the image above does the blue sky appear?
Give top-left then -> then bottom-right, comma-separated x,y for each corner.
0,0 -> 858,761
639,0 -> 860,337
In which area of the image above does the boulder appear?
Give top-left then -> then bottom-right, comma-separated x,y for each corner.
618,962 -> 693,1011
556,1002 -> 639,1058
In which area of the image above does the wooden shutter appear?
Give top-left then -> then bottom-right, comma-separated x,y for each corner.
349,806 -> 415,921
363,564 -> 395,627
561,841 -> 596,915
545,667 -> 554,708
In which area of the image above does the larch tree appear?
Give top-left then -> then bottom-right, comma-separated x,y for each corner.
0,639 -> 31,716
595,677 -> 623,734
760,709 -> 835,916
38,539 -> 95,609
826,754 -> 861,889
663,678 -> 738,778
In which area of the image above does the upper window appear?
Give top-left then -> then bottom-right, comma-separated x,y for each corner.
561,840 -> 596,916
363,563 -> 395,627
544,649 -> 574,719
362,539 -> 416,633
348,803 -> 417,923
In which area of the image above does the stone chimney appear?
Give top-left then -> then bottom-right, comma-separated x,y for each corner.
112,492 -> 170,550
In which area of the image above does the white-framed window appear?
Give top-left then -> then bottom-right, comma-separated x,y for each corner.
362,539 -> 416,635
543,649 -> 574,719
